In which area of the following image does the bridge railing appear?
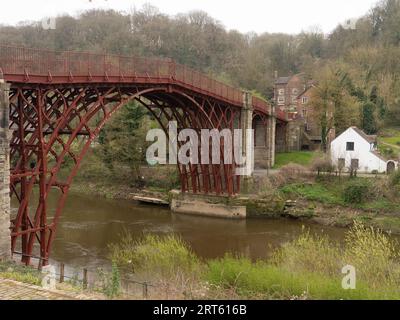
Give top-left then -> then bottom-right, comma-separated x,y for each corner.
252,96 -> 286,121
0,45 -> 287,119
0,45 -> 243,105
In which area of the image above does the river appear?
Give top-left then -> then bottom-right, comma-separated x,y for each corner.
10,192 -> 347,271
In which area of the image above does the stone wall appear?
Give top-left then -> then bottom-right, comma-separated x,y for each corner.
0,82 -> 10,261
286,119 -> 302,152
275,123 -> 287,153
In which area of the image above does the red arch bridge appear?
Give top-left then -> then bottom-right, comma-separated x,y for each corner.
0,45 -> 288,265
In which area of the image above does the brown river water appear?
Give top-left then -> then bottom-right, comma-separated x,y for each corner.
12,191 -> 347,271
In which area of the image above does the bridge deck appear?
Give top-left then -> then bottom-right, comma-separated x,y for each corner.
0,45 -> 287,121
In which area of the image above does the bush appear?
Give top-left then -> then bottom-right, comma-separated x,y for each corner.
271,164 -> 310,187
389,170 -> 400,187
98,261 -> 121,298
311,156 -> 334,175
345,221 -> 400,289
383,148 -> 395,156
109,233 -> 201,280
271,227 -> 341,276
343,180 -> 371,204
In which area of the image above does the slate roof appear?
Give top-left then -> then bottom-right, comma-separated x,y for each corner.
351,127 -> 377,144
275,76 -> 292,85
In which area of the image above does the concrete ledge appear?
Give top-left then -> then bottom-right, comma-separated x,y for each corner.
132,195 -> 169,206
170,191 -> 246,219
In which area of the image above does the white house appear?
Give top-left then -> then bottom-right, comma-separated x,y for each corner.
330,127 -> 398,173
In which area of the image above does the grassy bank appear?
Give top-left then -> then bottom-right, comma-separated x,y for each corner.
245,161 -> 400,233
274,151 -> 317,169
0,261 -> 42,286
278,174 -> 400,232
109,223 -> 400,300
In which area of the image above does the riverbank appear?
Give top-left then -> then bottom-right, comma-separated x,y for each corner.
108,225 -> 400,300
69,164 -> 400,236
5,220 -> 400,300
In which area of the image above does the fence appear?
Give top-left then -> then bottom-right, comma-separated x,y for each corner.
0,45 -> 245,107
12,252 -> 158,299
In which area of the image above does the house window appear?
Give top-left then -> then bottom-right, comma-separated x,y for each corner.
302,97 -> 308,104
338,158 -> 345,169
278,89 -> 285,95
292,88 -> 298,95
346,142 -> 355,151
292,97 -> 297,103
278,97 -> 285,104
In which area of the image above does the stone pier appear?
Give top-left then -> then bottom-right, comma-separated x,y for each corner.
240,92 -> 254,192
253,101 -> 276,169
0,81 -> 10,261
267,104 -> 276,167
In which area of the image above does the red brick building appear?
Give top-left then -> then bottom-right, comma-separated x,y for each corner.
274,75 -> 335,151
274,74 -> 306,118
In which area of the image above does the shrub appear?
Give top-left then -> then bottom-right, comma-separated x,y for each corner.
383,148 -> 395,156
343,179 -> 371,204
243,176 -> 279,198
271,227 -> 342,276
109,233 -> 201,280
98,261 -> 121,298
389,170 -> 400,187
271,164 -> 310,187
311,156 -> 334,175
344,221 -> 400,289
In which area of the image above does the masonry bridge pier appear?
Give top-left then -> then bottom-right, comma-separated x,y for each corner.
0,45 -> 288,265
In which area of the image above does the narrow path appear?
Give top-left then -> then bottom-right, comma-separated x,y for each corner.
380,141 -> 400,151
0,278 -> 96,300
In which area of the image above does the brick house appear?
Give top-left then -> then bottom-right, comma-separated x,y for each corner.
274,75 -> 335,151
274,74 -> 306,118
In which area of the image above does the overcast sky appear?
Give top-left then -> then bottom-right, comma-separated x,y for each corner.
0,0 -> 380,34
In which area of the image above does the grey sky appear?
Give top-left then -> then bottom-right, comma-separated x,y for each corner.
1,0 -> 380,34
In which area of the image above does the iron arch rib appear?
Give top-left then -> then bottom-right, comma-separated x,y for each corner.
1,45 -> 287,266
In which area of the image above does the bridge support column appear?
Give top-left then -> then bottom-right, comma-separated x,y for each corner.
240,92 -> 254,192
266,104 -> 276,168
0,81 -> 10,261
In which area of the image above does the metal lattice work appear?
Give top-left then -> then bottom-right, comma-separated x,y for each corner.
0,45 -> 287,265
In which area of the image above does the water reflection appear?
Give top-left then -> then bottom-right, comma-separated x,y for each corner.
13,191 -> 346,269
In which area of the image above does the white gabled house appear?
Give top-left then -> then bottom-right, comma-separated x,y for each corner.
330,127 -> 398,174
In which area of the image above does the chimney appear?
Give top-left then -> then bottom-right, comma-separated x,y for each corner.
274,71 -> 278,80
